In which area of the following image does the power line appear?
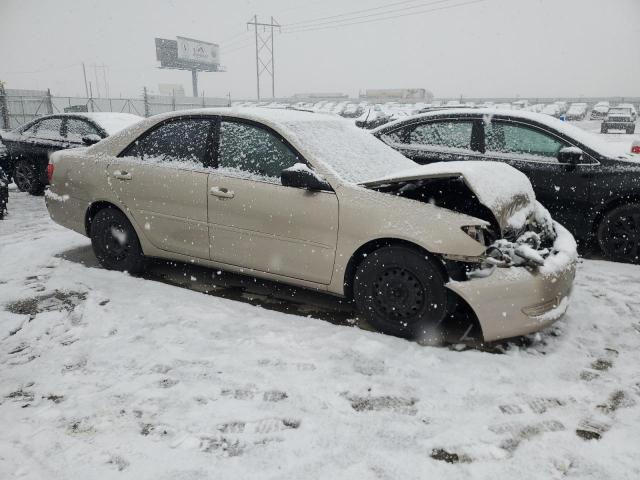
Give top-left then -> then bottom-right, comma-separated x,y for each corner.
283,0 -> 437,27
224,41 -> 254,55
283,0 -> 487,34
220,32 -> 253,47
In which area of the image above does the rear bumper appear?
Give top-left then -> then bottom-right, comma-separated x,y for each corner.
44,189 -> 88,236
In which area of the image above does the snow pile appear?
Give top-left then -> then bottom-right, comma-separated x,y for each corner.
44,189 -> 70,203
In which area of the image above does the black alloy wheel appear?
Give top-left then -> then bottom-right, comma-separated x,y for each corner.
598,204 -> 640,264
14,160 -> 45,195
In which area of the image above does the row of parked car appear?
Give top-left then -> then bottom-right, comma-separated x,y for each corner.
0,105 -> 638,342
232,99 -> 639,130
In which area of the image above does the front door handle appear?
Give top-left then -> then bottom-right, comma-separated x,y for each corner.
113,170 -> 132,181
209,186 -> 235,199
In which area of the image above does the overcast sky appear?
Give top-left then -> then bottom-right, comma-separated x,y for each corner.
1,0 -> 638,100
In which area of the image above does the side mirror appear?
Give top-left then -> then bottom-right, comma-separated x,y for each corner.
82,134 -> 102,146
281,164 -> 332,191
558,146 -> 583,164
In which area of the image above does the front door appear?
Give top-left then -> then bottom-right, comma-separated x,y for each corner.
481,119 -> 593,234
208,119 -> 339,284
107,117 -> 215,259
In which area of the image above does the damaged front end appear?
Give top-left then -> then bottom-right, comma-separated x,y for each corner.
368,173 -> 574,275
363,162 -> 578,341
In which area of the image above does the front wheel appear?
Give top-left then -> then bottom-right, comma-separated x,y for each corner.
597,204 -> 640,264
353,246 -> 447,339
90,207 -> 146,274
600,125 -> 608,134
13,160 -> 45,195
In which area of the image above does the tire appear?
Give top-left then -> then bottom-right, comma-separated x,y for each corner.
353,245 -> 447,339
628,126 -> 636,134
600,125 -> 608,134
597,203 -> 640,264
13,159 -> 45,195
90,207 -> 146,274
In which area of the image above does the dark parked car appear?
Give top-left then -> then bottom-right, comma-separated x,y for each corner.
373,108 -> 640,263
0,113 -> 142,195
0,166 -> 8,219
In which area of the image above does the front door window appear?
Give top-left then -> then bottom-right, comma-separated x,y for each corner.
218,121 -> 300,182
485,121 -> 567,161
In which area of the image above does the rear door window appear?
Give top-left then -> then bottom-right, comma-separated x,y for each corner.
34,118 -> 64,141
124,118 -> 213,167
407,121 -> 474,151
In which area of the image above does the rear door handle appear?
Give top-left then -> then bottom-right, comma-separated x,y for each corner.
113,170 -> 132,181
209,186 -> 235,198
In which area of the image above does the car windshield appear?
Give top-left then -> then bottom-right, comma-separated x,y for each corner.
278,117 -> 416,184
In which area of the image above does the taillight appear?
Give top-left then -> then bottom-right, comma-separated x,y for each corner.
632,143 -> 640,154
47,163 -> 55,183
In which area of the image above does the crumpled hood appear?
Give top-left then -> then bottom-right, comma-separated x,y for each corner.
361,161 -> 536,232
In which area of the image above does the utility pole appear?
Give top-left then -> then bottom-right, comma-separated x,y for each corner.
191,69 -> 198,97
102,64 -> 109,98
82,62 -> 89,98
247,15 -> 280,101
93,64 -> 101,98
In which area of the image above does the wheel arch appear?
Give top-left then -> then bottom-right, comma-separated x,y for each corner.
342,237 -> 449,300
591,195 -> 640,236
85,200 -> 126,236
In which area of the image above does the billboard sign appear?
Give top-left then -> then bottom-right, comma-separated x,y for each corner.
155,37 -> 222,72
177,37 -> 219,66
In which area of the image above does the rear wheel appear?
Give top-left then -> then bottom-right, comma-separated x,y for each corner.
597,204 -> 640,264
13,160 -> 45,195
600,125 -> 608,134
90,207 -> 146,274
353,245 -> 447,339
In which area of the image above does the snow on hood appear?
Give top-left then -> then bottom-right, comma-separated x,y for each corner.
361,161 -> 536,231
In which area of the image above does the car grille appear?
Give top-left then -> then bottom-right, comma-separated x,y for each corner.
607,117 -> 631,122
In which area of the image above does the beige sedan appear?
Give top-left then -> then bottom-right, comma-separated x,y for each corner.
45,108 -> 577,342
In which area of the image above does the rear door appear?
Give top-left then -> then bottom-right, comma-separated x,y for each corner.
107,116 -> 215,259
30,117 -> 68,153
480,119 -> 593,232
379,118 -> 483,164
207,118 -> 339,284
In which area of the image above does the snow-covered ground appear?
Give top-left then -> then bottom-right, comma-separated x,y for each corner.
1,189 -> 640,479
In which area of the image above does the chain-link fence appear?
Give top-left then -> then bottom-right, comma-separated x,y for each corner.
0,85 -> 230,130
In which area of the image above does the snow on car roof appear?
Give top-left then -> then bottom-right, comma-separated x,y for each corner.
73,112 -> 143,135
374,107 -> 627,159
139,107 -> 417,184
